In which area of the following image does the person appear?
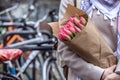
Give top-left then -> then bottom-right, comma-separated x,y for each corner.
58,0 -> 120,80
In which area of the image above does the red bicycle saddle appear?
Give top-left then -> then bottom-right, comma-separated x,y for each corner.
0,49 -> 23,62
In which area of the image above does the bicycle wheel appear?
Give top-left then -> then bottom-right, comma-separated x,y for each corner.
0,71 -> 20,80
43,57 -> 65,80
42,57 -> 55,80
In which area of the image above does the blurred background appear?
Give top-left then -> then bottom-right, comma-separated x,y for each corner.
0,0 -> 60,21
0,0 -> 66,80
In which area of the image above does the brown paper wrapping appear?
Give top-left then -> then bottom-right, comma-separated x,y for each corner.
64,18 -> 117,68
49,4 -> 117,68
48,22 -> 60,37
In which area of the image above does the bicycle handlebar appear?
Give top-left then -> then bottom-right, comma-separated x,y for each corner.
3,30 -> 53,47
0,8 -> 51,30
17,45 -> 55,51
0,22 -> 35,29
30,38 -> 57,45
0,16 -> 20,22
0,3 -> 19,15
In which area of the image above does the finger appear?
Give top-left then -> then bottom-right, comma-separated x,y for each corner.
110,65 -> 116,71
104,77 -> 111,80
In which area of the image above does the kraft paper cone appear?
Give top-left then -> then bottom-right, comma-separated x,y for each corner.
48,22 -> 60,37
64,18 -> 117,68
49,4 -> 117,68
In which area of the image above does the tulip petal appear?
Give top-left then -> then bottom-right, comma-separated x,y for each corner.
61,32 -> 71,40
73,17 -> 85,29
80,16 -> 87,26
62,27 -> 72,36
69,17 -> 74,22
74,26 -> 81,32
67,21 -> 75,27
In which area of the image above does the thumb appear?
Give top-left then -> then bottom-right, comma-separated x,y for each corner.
109,65 -> 116,71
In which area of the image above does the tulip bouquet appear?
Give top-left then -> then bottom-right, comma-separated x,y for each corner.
58,15 -> 87,41
49,4 -> 117,68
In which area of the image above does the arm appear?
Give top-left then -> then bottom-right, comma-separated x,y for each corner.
104,60 -> 120,80
58,40 -> 104,80
58,0 -> 117,80
58,1 -> 118,80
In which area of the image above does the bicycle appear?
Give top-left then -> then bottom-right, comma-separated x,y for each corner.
0,0 -> 63,80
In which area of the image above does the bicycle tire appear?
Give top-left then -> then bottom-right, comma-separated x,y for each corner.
43,56 -> 65,80
0,71 -> 20,80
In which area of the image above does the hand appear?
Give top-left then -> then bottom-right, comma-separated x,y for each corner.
104,73 -> 120,80
101,65 -> 116,80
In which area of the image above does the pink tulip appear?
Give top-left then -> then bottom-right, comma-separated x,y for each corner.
69,17 -> 74,22
67,21 -> 74,27
58,32 -> 71,41
74,26 -> 81,32
73,17 -> 85,29
69,26 -> 76,33
62,26 -> 72,36
65,24 -> 76,33
80,16 -> 87,26
58,33 -> 64,41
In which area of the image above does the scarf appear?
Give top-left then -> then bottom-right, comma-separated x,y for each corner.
77,1 -> 120,79
81,0 -> 120,58
76,1 -> 120,79
115,11 -> 120,59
